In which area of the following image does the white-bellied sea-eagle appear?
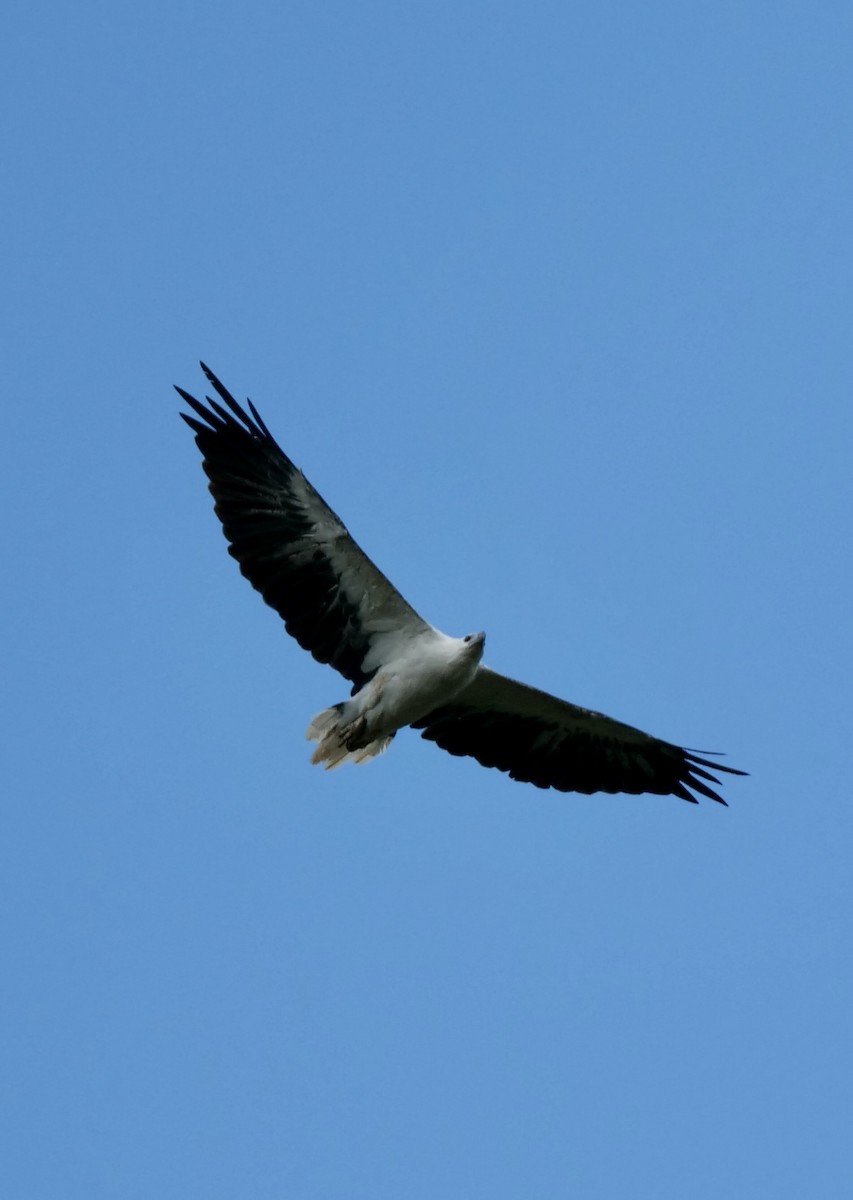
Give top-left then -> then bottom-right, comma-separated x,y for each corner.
178,364 -> 745,805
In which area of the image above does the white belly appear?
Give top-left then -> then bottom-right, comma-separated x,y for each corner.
356,634 -> 480,737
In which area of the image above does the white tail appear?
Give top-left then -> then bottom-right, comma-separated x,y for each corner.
306,705 -> 393,770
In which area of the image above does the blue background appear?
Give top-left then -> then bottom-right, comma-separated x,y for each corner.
4,2 -> 851,1196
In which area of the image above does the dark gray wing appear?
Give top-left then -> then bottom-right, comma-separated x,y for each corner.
412,667 -> 745,804
178,364 -> 431,690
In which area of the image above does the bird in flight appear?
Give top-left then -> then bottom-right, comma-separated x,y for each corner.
178,364 -> 744,805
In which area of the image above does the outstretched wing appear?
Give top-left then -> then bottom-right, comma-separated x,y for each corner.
178,363 -> 431,690
412,667 -> 746,804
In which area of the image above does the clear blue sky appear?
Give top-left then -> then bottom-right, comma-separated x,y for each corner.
3,2 -> 851,1196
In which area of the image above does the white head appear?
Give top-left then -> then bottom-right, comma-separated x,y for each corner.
462,631 -> 486,662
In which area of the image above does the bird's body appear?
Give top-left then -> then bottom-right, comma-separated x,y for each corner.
307,630 -> 485,768
178,365 -> 745,806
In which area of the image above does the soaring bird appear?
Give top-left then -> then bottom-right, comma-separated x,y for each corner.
178,365 -> 744,805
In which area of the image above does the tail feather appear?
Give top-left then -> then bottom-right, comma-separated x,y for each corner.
306,705 -> 394,770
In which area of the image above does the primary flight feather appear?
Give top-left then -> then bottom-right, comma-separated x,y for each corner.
178,364 -> 745,805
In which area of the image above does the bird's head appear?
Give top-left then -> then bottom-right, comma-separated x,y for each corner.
462,631 -> 486,661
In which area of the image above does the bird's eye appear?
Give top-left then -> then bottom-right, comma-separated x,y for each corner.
464,635 -> 471,643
